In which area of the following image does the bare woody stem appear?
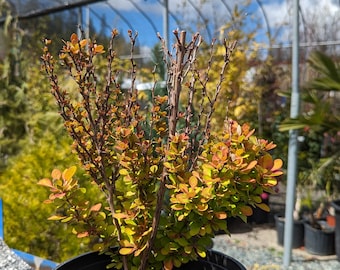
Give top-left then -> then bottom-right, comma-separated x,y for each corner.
138,31 -> 187,270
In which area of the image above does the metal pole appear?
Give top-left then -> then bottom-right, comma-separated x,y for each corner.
77,7 -> 82,37
163,0 -> 169,81
283,0 -> 300,267
163,0 -> 169,50
85,5 -> 90,40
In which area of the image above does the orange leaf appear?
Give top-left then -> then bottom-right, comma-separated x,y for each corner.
164,259 -> 174,270
272,159 -> 283,171
94,44 -> 105,54
215,211 -> 228,219
77,231 -> 89,238
113,213 -> 129,219
241,160 -> 257,172
70,33 -> 78,44
80,39 -> 87,48
37,178 -> 53,188
259,154 -> 273,170
90,203 -> 102,212
171,204 -> 184,210
240,205 -> 253,216
51,169 -> 61,180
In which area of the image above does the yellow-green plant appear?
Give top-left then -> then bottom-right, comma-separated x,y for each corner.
40,30 -> 283,270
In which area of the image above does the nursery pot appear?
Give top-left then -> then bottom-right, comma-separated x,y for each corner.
56,249 -> 246,270
248,197 -> 269,224
304,221 -> 335,256
274,214 -> 304,248
331,200 -> 340,260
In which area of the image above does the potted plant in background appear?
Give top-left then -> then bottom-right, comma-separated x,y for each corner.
280,50 -> 340,257
39,29 -> 283,270
274,189 -> 305,249
302,158 -> 337,256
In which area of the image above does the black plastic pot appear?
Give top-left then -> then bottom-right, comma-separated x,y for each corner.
248,197 -> 269,224
331,200 -> 340,260
274,214 -> 304,248
56,249 -> 246,270
304,221 -> 335,255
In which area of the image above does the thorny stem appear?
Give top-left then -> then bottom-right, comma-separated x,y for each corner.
139,31 -> 187,270
103,31 -> 129,270
190,39 -> 237,170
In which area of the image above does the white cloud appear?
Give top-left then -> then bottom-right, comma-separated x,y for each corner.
93,0 -> 340,47
261,0 -> 340,43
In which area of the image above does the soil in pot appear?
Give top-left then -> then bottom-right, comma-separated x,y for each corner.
304,221 -> 335,256
274,214 -> 304,248
56,249 -> 246,270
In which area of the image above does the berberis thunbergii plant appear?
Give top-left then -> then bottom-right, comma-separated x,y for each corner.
40,29 -> 283,270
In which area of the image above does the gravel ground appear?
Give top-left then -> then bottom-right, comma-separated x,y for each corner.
0,239 -> 32,270
212,222 -> 340,270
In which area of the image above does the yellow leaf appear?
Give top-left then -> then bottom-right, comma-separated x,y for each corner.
171,204 -> 183,210
150,165 -> 158,173
62,166 -> 77,181
134,244 -> 147,257
141,227 -> 152,237
176,193 -> 189,204
189,175 -> 198,188
265,178 -> 278,186
201,187 -> 212,198
119,247 -> 135,255
119,168 -> 129,176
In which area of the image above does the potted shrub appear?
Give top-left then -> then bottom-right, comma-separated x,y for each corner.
39,30 -> 283,270
280,51 -> 340,257
274,190 -> 305,249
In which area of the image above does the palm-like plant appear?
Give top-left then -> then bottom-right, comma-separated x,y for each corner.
280,51 -> 340,135
280,51 -> 340,217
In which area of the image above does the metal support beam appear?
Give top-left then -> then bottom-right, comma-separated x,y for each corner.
283,0 -> 300,267
163,0 -> 169,51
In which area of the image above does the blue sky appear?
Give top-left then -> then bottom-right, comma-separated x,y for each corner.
80,0 -> 340,53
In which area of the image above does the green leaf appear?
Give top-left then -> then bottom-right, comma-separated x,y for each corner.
47,215 -> 66,221
189,221 -> 201,236
61,216 -> 73,223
